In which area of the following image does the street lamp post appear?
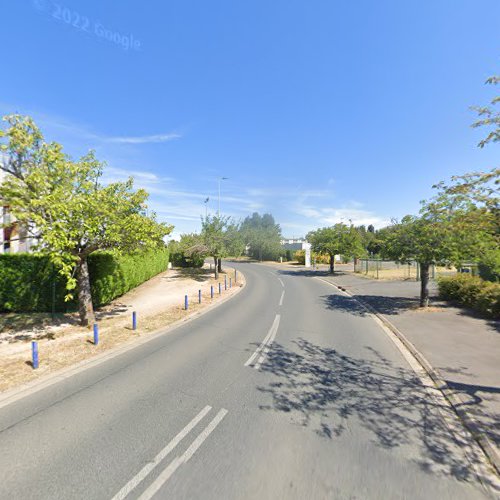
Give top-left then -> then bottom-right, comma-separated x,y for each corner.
204,197 -> 209,218
218,177 -> 228,216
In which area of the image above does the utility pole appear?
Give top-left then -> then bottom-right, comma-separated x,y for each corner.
218,177 -> 228,216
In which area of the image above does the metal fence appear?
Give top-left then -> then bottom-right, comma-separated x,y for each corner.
353,259 -> 460,281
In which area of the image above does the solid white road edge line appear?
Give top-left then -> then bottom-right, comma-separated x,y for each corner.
138,409 -> 229,500
314,276 -> 500,493
244,314 -> 280,367
279,290 -> 285,306
111,405 -> 212,500
254,314 -> 280,370
278,278 -> 284,287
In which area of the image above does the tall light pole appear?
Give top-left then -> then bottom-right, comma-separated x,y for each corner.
204,197 -> 209,218
218,177 -> 228,216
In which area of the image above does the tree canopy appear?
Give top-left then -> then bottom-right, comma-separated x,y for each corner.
471,75 -> 499,148
307,224 -> 364,273
240,212 -> 281,261
0,114 -> 172,325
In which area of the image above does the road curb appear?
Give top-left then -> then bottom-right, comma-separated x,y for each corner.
0,271 -> 246,410
324,277 -> 500,478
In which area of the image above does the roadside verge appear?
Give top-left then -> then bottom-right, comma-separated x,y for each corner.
0,268 -> 245,409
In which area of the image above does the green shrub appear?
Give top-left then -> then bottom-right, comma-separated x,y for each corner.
0,254 -> 70,312
438,274 -> 500,319
0,248 -> 169,312
88,248 -> 169,307
294,250 -> 305,265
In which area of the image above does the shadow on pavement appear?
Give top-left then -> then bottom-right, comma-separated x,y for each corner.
321,293 -> 419,316
445,380 -> 500,448
257,339 -> 495,487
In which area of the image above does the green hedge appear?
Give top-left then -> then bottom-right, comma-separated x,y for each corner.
0,254 -> 70,312
0,248 -> 169,312
438,274 -> 500,319
88,249 -> 169,307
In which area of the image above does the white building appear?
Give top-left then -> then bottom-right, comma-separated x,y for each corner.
0,170 -> 35,253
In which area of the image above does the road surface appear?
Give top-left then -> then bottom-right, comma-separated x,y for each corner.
0,263 -> 496,499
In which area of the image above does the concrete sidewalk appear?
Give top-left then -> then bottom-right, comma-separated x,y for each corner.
318,270 -> 500,471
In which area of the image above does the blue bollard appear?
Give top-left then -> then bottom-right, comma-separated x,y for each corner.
32,341 -> 39,369
229,278 -> 232,288
224,276 -> 227,290
185,295 -> 188,310
132,311 -> 137,330
218,283 -> 221,295
211,285 -> 214,299
93,323 -> 99,345
198,289 -> 202,304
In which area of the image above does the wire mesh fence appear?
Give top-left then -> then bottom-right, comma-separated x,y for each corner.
353,259 -> 460,281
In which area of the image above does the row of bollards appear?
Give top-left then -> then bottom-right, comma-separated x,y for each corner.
183,269 -> 237,310
30,269 -> 239,369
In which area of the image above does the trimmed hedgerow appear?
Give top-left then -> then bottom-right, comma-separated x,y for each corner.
0,254 -> 71,312
438,274 -> 500,319
0,248 -> 169,312
87,248 -> 170,307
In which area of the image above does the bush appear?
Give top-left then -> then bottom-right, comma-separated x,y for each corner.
88,248 -> 169,307
294,250 -> 305,265
438,274 -> 500,319
0,248 -> 169,312
168,238 -> 205,268
0,254 -> 70,312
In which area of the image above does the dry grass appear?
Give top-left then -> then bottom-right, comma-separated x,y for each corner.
0,267 -> 244,394
355,266 -> 457,281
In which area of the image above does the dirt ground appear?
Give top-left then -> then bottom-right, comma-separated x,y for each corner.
0,265 -> 243,393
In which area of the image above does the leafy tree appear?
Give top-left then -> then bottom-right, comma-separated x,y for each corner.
224,222 -> 246,258
384,168 -> 499,306
0,115 -> 172,325
307,223 -> 364,274
240,212 -> 282,261
471,76 -> 499,148
201,214 -> 230,279
168,233 -> 206,268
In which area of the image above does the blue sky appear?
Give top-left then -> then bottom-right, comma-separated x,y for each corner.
1,1 -> 499,239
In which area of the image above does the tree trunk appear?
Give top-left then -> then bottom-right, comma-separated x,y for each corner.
420,262 -> 430,308
217,257 -> 222,273
214,256 -> 219,280
77,256 -> 95,326
329,254 -> 335,274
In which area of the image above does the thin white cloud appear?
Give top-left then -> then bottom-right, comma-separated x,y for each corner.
105,133 -> 181,144
0,105 -> 182,148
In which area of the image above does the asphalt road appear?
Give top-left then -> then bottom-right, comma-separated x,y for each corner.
0,263 -> 496,499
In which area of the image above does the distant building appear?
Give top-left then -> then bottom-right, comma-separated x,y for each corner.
280,237 -> 308,251
0,170 -> 36,253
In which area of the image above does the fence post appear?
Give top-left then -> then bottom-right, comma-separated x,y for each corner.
229,278 -> 232,288
132,311 -> 137,330
211,285 -> 214,298
198,289 -> 202,304
218,283 -> 221,295
93,323 -> 99,345
235,270 -> 237,283
376,260 -> 379,279
224,276 -> 227,290
32,341 -> 39,369
185,295 -> 189,310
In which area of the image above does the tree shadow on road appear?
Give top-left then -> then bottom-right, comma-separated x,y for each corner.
257,339 -> 496,488
321,293 -> 427,316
